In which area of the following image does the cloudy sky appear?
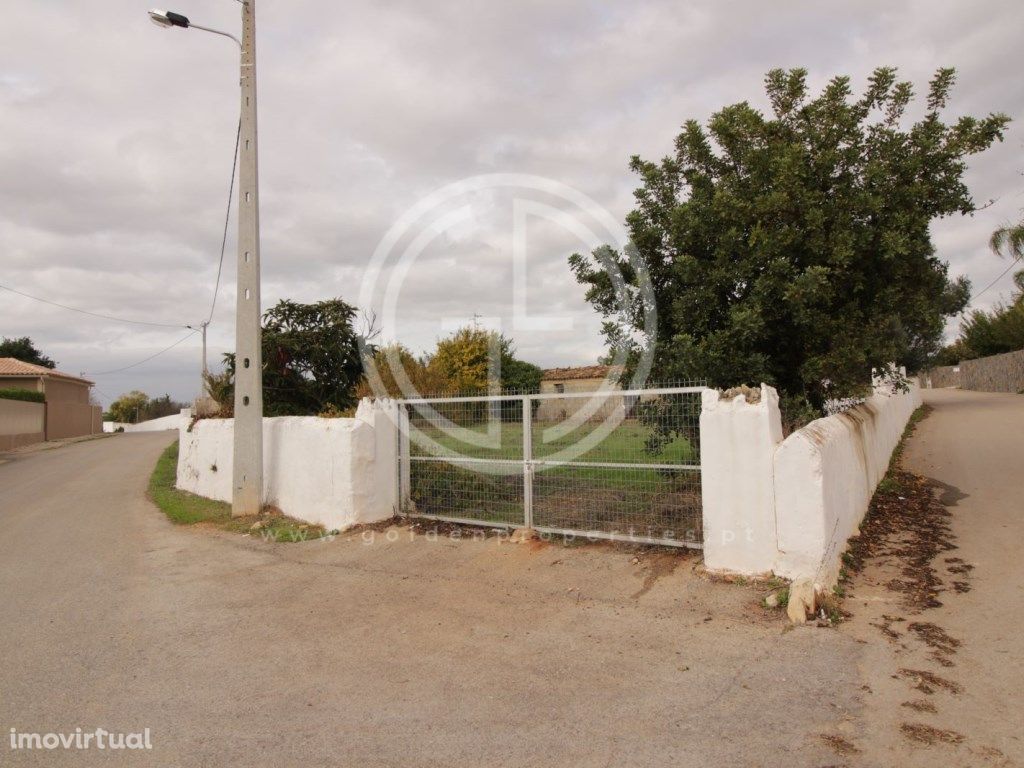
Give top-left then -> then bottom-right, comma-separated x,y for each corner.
2,0 -> 1022,406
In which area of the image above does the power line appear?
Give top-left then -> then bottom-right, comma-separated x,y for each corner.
969,254 -> 1023,304
85,329 -> 199,376
0,283 -> 190,329
207,118 -> 242,325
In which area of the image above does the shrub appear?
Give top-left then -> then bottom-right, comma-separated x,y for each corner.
0,388 -> 44,403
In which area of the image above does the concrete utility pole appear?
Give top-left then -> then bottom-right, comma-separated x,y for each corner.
201,321 -> 208,378
187,320 -> 210,395
148,3 -> 264,516
231,0 -> 264,516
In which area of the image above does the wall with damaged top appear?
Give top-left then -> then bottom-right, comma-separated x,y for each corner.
700,381 -> 922,586
700,384 -> 783,575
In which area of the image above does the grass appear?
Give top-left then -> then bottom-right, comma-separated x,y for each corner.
148,441 -> 330,542
405,418 -> 702,535
411,420 -> 697,464
410,419 -> 699,492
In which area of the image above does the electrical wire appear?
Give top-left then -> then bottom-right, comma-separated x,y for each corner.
4,120 -> 241,383
968,254 -> 1023,304
84,329 -> 199,376
207,118 -> 241,325
0,283 -> 190,329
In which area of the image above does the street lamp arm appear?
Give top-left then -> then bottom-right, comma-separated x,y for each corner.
148,9 -> 241,48
189,22 -> 242,49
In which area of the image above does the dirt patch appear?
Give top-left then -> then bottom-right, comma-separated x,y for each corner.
631,551 -> 684,598
901,699 -> 938,714
900,722 -> 965,745
531,487 -> 703,544
820,733 -> 860,755
896,668 -> 963,695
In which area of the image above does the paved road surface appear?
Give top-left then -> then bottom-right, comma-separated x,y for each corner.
845,388 -> 1024,766
0,432 -> 854,767
0,389 -> 1020,766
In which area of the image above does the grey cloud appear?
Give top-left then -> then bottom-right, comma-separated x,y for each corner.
1,0 -> 1022,406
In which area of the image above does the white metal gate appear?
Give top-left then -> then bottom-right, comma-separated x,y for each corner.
396,386 -> 705,548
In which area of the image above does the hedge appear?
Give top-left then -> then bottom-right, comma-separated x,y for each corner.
0,388 -> 45,403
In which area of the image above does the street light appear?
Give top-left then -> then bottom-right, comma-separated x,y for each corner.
147,9 -> 188,28
150,2 -> 264,517
148,8 -> 242,47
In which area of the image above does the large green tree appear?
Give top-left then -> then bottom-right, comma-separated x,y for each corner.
570,67 -> 1008,414
0,337 -> 55,368
224,298 -> 367,416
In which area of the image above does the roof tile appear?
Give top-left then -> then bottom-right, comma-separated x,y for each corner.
541,364 -> 623,381
0,358 -> 94,385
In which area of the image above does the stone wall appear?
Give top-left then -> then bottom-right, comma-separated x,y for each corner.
924,348 -> 1024,393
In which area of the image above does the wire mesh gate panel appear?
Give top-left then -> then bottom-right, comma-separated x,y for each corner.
397,386 -> 705,548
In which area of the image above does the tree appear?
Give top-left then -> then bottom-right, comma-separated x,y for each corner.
142,394 -> 186,421
426,324 -> 542,394
0,337 -> 56,368
935,218 -> 1024,365
570,67 -> 1008,417
990,222 -> 1024,260
428,325 -> 512,393
107,390 -> 150,423
356,343 -> 450,399
501,357 -> 544,394
356,331 -> 542,404
940,270 -> 1024,362
224,298 -> 367,416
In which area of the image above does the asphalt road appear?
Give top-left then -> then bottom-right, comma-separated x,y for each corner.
0,389 -> 1019,766
844,388 -> 1024,766
0,431 -> 859,767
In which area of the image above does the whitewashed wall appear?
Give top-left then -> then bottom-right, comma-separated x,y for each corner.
700,385 -> 782,575
176,400 -> 399,531
773,383 -> 921,585
105,409 -> 192,433
700,381 -> 921,586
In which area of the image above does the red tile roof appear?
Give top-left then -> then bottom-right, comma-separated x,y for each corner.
0,358 -> 93,386
541,364 -> 623,382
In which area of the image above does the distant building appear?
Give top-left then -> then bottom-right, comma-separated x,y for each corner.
536,365 -> 625,422
0,358 -> 102,447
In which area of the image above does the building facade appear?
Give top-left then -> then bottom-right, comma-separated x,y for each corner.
535,365 -> 625,423
0,358 -> 103,447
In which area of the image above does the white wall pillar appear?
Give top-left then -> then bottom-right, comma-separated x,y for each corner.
354,399 -> 400,521
700,384 -> 783,575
